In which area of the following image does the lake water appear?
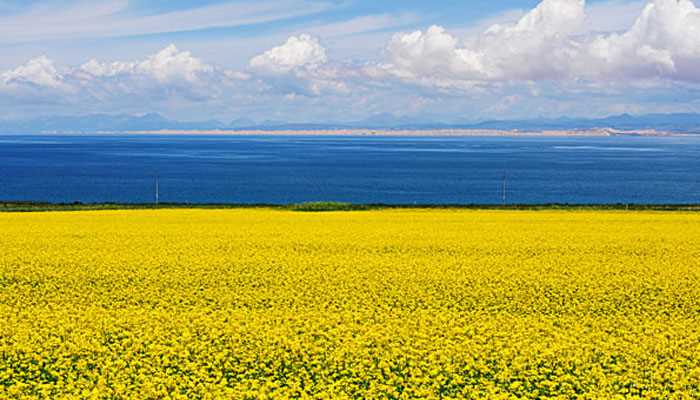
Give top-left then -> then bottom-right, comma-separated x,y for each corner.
1,135 -> 699,204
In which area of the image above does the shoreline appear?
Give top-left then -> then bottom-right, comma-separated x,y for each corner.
117,128 -> 684,137
2,202 -> 699,212
4,128 -> 695,137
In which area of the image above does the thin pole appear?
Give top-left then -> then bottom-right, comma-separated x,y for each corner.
155,176 -> 159,205
501,172 -> 507,206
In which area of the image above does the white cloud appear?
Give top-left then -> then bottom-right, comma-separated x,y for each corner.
79,59 -> 134,78
379,0 -> 585,87
1,56 -> 67,89
583,0 -> 700,81
248,34 -> 353,97
382,26 -> 487,85
2,0 -> 700,121
0,44 -> 236,108
250,34 -> 328,73
486,0 -> 585,37
139,44 -> 212,83
378,0 -> 700,88
78,44 -> 217,84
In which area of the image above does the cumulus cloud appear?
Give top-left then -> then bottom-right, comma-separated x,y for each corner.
2,0 -> 700,120
583,0 -> 700,81
0,44 -> 239,110
250,34 -> 327,73
1,56 -> 68,89
79,45 -> 213,83
379,0 -> 700,88
248,34 -> 352,97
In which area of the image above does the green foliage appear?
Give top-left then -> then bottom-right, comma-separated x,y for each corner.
289,202 -> 372,212
1,201 -> 699,213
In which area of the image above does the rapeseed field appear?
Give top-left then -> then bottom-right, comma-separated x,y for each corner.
1,209 -> 699,399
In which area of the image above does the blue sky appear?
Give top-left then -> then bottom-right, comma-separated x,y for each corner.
0,0 -> 554,67
1,0 -> 699,123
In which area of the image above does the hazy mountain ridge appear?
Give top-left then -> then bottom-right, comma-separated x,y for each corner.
1,113 -> 699,134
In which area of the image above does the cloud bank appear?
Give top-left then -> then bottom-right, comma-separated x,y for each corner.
250,34 -> 327,73
1,0 -> 700,120
379,0 -> 700,88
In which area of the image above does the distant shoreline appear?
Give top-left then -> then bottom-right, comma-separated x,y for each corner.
118,128 -> 687,137
4,128 -> 696,137
2,202 -> 700,213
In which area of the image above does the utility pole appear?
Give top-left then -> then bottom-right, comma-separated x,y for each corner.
501,172 -> 507,206
155,176 -> 160,205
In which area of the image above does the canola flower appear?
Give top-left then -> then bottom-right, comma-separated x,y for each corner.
0,209 -> 699,399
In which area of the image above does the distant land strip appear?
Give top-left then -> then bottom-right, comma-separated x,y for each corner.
2,202 -> 700,213
118,128 -> 688,137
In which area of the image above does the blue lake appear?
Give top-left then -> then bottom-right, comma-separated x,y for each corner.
1,135 -> 699,204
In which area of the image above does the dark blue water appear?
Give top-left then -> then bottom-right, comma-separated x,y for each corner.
1,135 -> 699,204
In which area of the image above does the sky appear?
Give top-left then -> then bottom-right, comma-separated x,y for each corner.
1,0 -> 699,123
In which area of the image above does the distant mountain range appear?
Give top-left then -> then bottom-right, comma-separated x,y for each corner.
1,112 -> 699,133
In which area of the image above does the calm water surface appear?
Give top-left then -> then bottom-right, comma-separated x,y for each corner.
0,135 -> 698,204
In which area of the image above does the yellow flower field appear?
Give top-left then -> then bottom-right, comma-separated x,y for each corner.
1,209 -> 699,399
